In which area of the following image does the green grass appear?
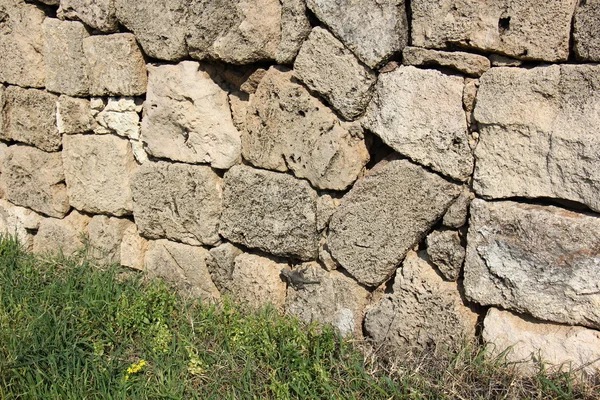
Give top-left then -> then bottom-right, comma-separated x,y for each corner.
0,235 -> 597,399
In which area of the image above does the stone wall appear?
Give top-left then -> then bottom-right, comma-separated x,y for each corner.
1,0 -> 599,377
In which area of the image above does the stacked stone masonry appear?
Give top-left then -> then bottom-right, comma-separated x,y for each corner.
1,0 -> 599,378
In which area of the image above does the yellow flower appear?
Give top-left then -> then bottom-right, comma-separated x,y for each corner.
126,359 -> 147,376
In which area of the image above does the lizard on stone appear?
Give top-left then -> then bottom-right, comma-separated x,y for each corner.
280,266 -> 320,290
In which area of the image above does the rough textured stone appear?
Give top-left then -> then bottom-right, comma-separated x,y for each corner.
473,65 -> 600,212
0,199 -> 42,251
573,0 -> 600,61
363,66 -> 472,182
58,0 -> 118,33
240,68 -> 267,94
489,54 -> 523,67
285,263 -> 369,337
364,251 -> 478,353
483,308 -> 600,377
306,0 -> 408,69
2,87 -> 60,152
145,239 -> 221,302
33,210 -> 90,256
57,95 -> 94,134
142,62 -> 241,169
93,97 -> 141,139
131,161 -> 223,246
62,134 -> 137,216
120,223 -> 147,270
83,33 -> 147,96
411,0 -> 577,62
0,85 -> 4,139
87,215 -> 133,264
244,67 -> 369,190
0,0 -> 46,87
328,158 -> 461,287
426,230 -> 465,281
443,186 -> 474,228
402,47 -> 491,77
294,27 -> 377,120
228,91 -> 250,133
220,165 -> 319,260
316,194 -> 339,232
42,18 -> 89,96
0,145 -> 69,218
465,199 -> 600,329
206,242 -> 243,295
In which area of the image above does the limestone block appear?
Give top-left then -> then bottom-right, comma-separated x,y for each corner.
42,18 -> 89,96
131,161 -> 223,246
220,165 -> 319,260
206,242 -> 243,294
294,27 -> 377,120
228,91 -> 250,132
573,0 -> 600,61
0,199 -> 43,251
364,251 -> 478,353
442,187 -> 474,229
402,47 -> 491,77
87,215 -> 133,264
328,158 -> 461,287
316,194 -> 339,232
93,97 -> 141,139
285,263 -> 369,337
0,0 -> 46,87
57,95 -> 94,134
426,230 -> 465,281
244,67 -> 369,190
363,66 -> 472,182
483,308 -> 600,377
239,69 -> 267,94
0,145 -> 69,218
58,0 -> 118,33
144,239 -> 221,302
411,0 -> 577,62
83,33 -> 147,96
142,62 -> 241,169
62,134 -> 137,216
2,87 -> 60,152
120,223 -> 147,271
33,210 -> 90,257
464,199 -> 600,329
473,65 -> 600,212
306,0 -> 408,69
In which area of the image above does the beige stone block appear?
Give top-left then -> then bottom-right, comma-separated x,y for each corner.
87,215 -> 134,264
57,95 -> 94,134
58,0 -> 119,33
33,210 -> 90,257
120,223 -> 147,271
0,199 -> 43,251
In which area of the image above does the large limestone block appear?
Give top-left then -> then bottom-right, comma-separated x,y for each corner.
328,158 -> 461,287
426,230 -> 465,282
131,161 -> 223,246
306,0 -> 408,69
411,0 -> 576,62
363,66 -> 472,182
220,165 -> 319,260
142,62 -> 241,169
42,18 -> 90,96
364,251 -> 478,353
294,27 -> 376,120
0,199 -> 43,251
483,308 -> 600,377
465,199 -> 600,329
57,95 -> 94,134
87,215 -> 133,264
144,239 -> 221,302
33,210 -> 90,257
83,33 -> 147,96
402,47 -> 491,77
120,224 -> 147,271
244,67 -> 369,190
0,0 -> 46,87
58,0 -> 119,33
62,134 -> 137,216
0,145 -> 70,218
2,87 -> 60,152
206,242 -> 243,294
573,0 -> 600,61
285,263 -> 369,337
473,65 -> 600,212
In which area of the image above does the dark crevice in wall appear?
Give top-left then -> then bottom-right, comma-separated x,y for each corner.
567,1 -> 580,62
25,1 -> 56,18
404,0 -> 412,47
364,131 -> 394,171
474,195 -> 598,216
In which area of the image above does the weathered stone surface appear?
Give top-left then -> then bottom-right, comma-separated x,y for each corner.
142,62 -> 241,169
62,134 -> 137,216
465,199 -> 600,329
573,0 -> 600,61
316,194 -> 339,232
402,47 -> 490,77
328,158 -> 461,286
294,27 -> 377,120
87,215 -> 133,264
244,67 -> 369,190
120,223 -> 147,270
145,239 -> 221,302
443,186 -> 474,228
93,97 -> 141,139
83,33 -> 147,96
364,251 -> 478,353
57,95 -> 94,134
228,91 -> 250,133
220,165 -> 319,260
489,54 -> 523,67
42,18 -> 89,96
0,145 -> 69,218
473,65 -> 600,212
206,242 -> 243,294
363,66 -> 472,182
131,161 -> 223,246
483,308 -> 600,377
239,68 -> 267,94
2,87 -> 60,152
0,199 -> 43,251
0,0 -> 46,87
306,0 -> 408,69
58,0 -> 119,33
33,210 -> 90,256
0,85 -> 4,139
426,230 -> 465,281
285,263 -> 369,337
411,0 -> 577,62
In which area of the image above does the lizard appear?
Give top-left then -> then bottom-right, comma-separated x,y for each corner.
280,266 -> 320,290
